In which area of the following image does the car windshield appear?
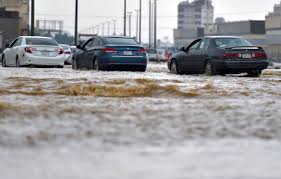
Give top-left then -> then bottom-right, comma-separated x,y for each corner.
26,38 -> 59,46
215,38 -> 253,48
103,37 -> 139,45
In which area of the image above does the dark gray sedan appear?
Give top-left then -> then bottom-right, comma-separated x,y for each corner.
168,36 -> 268,77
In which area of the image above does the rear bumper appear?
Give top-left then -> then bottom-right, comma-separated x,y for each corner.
99,56 -> 147,68
213,60 -> 268,72
22,54 -> 65,66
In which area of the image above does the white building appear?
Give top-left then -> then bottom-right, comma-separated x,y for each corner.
174,0 -> 214,47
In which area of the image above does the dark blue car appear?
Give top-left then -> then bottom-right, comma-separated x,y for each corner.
72,36 -> 147,72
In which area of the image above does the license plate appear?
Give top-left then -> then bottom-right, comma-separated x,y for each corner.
242,53 -> 252,59
123,51 -> 133,56
41,51 -> 49,56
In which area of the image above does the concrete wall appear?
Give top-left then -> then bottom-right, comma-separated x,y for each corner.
0,17 -> 20,51
0,0 -> 29,34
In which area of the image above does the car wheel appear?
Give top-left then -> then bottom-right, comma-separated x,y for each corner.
16,57 -> 20,67
204,61 -> 216,76
93,59 -> 99,70
170,60 -> 180,74
72,59 -> 79,70
247,70 -> 261,77
2,56 -> 7,67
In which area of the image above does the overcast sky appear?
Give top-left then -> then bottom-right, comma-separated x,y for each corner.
36,0 -> 281,42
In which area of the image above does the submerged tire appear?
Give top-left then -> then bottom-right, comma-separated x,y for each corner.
2,56 -> 7,67
247,70 -> 261,78
170,60 -> 180,74
72,59 -> 79,70
93,59 -> 99,70
204,61 -> 216,76
16,57 -> 20,67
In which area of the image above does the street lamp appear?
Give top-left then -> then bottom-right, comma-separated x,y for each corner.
101,23 -> 105,36
112,19 -> 117,35
149,0 -> 152,48
139,0 -> 142,43
154,0 -> 157,49
107,21 -> 111,36
134,9 -> 139,41
127,12 -> 133,37
74,0 -> 79,45
31,0 -> 35,36
96,25 -> 100,35
124,0 -> 127,36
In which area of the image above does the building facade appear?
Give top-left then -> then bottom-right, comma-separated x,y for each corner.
205,20 -> 266,46
0,10 -> 20,51
265,1 -> 281,44
265,1 -> 281,61
174,0 -> 214,47
0,0 -> 29,35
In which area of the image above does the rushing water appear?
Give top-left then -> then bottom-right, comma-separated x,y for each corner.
0,63 -> 281,179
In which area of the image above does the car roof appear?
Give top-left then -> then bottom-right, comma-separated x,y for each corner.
20,36 -> 53,39
204,36 -> 243,39
99,36 -> 133,38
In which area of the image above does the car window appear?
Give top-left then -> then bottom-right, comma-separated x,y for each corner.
215,38 -> 253,48
103,37 -> 139,45
14,38 -> 22,47
84,39 -> 94,50
26,38 -> 59,46
188,40 -> 201,51
198,39 -> 210,50
92,38 -> 102,47
9,38 -> 19,48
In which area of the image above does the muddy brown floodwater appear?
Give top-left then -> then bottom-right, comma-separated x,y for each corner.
0,63 -> 281,179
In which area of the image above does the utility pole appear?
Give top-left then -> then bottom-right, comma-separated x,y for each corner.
154,0 -> 157,49
31,0 -> 35,36
102,23 -> 105,36
96,25 -> 100,35
112,19 -> 117,35
107,21 -> 111,36
134,10 -> 139,41
128,12 -> 133,37
74,0 -> 78,45
139,0 -> 142,44
148,0 -> 151,48
124,0 -> 127,36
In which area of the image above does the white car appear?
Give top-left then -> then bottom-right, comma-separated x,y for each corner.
60,44 -> 73,65
1,36 -> 65,68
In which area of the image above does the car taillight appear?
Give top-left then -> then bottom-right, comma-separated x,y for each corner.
253,52 -> 267,58
102,48 -> 117,53
24,47 -> 37,53
138,48 -> 146,54
55,48 -> 64,54
223,52 -> 241,58
64,51 -> 71,55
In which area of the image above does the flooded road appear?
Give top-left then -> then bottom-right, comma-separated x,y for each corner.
1,63 -> 281,179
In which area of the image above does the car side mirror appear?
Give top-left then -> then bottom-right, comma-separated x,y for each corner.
180,47 -> 186,52
5,44 -> 10,48
76,44 -> 83,50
